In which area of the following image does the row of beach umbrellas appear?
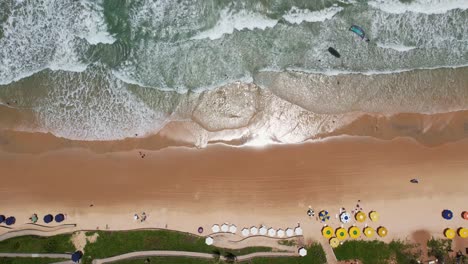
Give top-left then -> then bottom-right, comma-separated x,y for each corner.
444,228 -> 468,239
211,224 -> 237,233
319,210 -> 379,223
241,226 -> 303,237
0,214 -> 65,226
0,215 -> 16,226
442,210 -> 468,220
323,226 -> 388,247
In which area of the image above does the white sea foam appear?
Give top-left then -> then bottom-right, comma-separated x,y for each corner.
368,0 -> 468,14
282,6 -> 343,24
191,9 -> 278,40
376,42 -> 417,52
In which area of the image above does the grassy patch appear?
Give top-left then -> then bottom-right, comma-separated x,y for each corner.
278,240 -> 296,247
0,234 -> 74,253
247,243 -> 327,264
0,257 -> 68,264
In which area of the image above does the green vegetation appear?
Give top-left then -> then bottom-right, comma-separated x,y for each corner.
0,234 -> 74,253
334,240 -> 420,264
278,240 -> 296,247
427,238 -> 468,264
0,258 -> 67,264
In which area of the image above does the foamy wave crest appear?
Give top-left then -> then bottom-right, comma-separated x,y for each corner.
191,9 -> 278,40
368,0 -> 468,14
376,42 -> 416,52
282,6 -> 343,24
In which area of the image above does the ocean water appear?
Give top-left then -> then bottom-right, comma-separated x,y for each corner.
0,0 -> 467,141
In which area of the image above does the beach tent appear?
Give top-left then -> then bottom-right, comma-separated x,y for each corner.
221,223 -> 229,232
285,228 -> 294,237
340,212 -> 351,224
355,211 -> 366,222
298,247 -> 307,257
229,225 -> 237,234
369,211 -> 379,222
55,214 -> 65,223
458,228 -> 468,238
442,209 -> 453,220
71,251 -> 83,263
212,224 -> 220,233
0,215 -> 5,223
377,226 -> 388,237
259,226 -> 267,236
463,211 -> 468,220
44,214 -> 53,224
444,228 -> 456,239
205,236 -> 214,245
319,210 -> 330,222
329,237 -> 340,248
268,228 -> 277,237
250,226 -> 258,235
241,228 -> 250,237
349,226 -> 361,239
294,226 -> 303,236
363,227 -> 375,238
277,229 -> 285,238
322,226 -> 334,239
5,217 -> 15,226
336,228 -> 348,240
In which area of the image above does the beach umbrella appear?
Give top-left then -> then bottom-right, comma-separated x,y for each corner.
55,214 -> 65,223
349,226 -> 361,239
442,209 -> 453,220
241,228 -> 250,237
0,215 -> 5,223
319,210 -> 330,222
5,217 -> 15,226
322,226 -> 334,239
229,225 -> 237,234
285,228 -> 294,237
205,236 -> 214,245
458,228 -> 468,238
277,229 -> 285,238
71,251 -> 83,263
298,247 -> 307,257
259,226 -> 267,236
44,214 -> 53,224
355,211 -> 366,223
212,224 -> 220,233
340,212 -> 351,224
221,223 -> 229,232
444,228 -> 456,239
250,226 -> 258,235
335,228 -> 348,240
268,228 -> 277,237
377,226 -> 388,237
31,214 -> 38,224
329,237 -> 340,248
369,211 -> 379,222
363,227 -> 375,238
462,211 -> 468,220
294,226 -> 303,236
198,227 -> 204,234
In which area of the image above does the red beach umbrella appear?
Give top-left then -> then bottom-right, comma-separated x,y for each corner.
462,211 -> 468,220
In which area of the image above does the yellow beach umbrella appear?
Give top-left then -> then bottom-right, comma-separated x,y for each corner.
349,226 -> 361,239
329,237 -> 340,248
369,211 -> 379,222
363,227 -> 375,238
444,228 -> 456,239
377,226 -> 388,237
322,226 -> 334,239
355,211 -> 366,223
458,228 -> 468,238
336,227 -> 348,240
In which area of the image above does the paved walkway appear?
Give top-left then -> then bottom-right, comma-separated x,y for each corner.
92,250 -> 298,264
0,224 -> 76,242
0,253 -> 70,258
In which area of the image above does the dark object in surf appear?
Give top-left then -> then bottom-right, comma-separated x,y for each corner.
410,179 -> 419,184
328,47 -> 341,58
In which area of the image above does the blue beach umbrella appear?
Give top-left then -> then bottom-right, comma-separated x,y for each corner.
71,251 -> 83,263
55,214 -> 65,223
0,215 -> 5,223
44,214 -> 53,223
319,210 -> 330,222
5,216 -> 16,226
442,209 -> 453,220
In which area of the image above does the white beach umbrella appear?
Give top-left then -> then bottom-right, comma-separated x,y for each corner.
340,212 -> 351,224
277,229 -> 285,238
259,226 -> 267,236
229,225 -> 237,233
205,236 -> 214,245
250,226 -> 258,235
241,228 -> 250,237
298,247 -> 307,257
285,228 -> 294,237
268,228 -> 277,237
212,224 -> 220,233
221,223 -> 229,232
294,227 -> 303,236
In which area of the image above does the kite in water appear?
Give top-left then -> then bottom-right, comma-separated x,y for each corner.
349,25 -> 370,42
